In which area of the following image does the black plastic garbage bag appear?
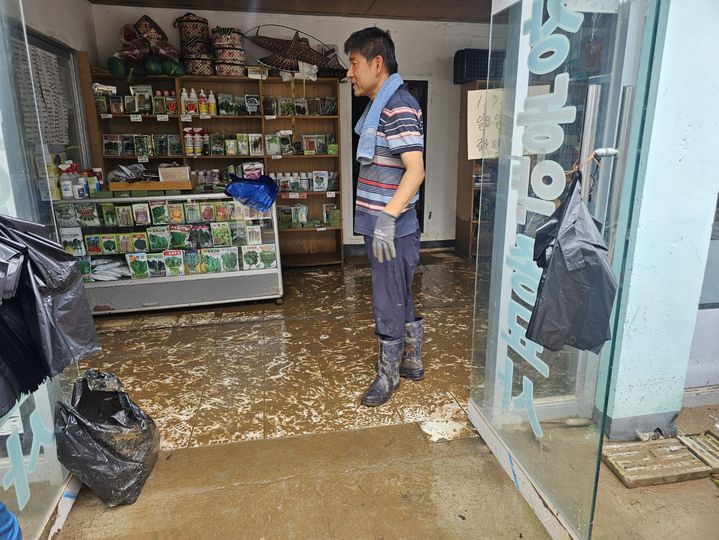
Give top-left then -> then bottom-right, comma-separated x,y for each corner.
526,171 -> 617,353
0,221 -> 100,376
55,370 -> 159,507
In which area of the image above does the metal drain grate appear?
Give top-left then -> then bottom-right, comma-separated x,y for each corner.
677,430 -> 719,473
602,438 -> 712,488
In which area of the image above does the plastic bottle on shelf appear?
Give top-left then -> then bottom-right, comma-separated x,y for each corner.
193,129 -> 203,156
165,90 -> 177,114
183,127 -> 194,156
198,89 -> 208,115
92,167 -> 105,190
186,88 -> 198,115
59,165 -> 73,199
180,88 -> 188,114
208,90 -> 217,116
202,130 -> 210,156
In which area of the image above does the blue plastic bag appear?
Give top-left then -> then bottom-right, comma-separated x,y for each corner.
225,174 -> 278,212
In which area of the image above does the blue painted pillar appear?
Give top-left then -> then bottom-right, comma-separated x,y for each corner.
601,1 -> 719,439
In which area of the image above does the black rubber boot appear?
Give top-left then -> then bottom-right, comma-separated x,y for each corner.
399,318 -> 424,380
361,337 -> 403,407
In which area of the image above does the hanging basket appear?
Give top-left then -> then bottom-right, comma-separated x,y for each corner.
211,27 -> 243,48
174,13 -> 210,55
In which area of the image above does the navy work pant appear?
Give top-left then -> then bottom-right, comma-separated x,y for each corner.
364,231 -> 420,341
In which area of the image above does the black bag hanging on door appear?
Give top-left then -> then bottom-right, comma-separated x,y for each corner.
526,171 -> 617,353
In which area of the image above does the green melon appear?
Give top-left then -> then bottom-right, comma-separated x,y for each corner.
144,54 -> 163,75
162,59 -> 184,77
107,56 -> 126,78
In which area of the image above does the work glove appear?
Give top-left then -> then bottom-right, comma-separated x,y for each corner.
372,211 -> 397,263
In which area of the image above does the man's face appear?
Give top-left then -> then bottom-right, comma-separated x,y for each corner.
347,52 -> 380,98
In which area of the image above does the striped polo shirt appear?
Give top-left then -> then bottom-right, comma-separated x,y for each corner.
355,85 -> 424,238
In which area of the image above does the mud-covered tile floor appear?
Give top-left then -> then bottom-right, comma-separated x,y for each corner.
81,251 -> 480,450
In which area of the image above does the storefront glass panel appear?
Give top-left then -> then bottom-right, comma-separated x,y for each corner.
0,0 -> 77,535
468,1 -> 661,537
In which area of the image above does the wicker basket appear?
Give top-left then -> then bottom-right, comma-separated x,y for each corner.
134,16 -> 168,43
214,46 -> 246,64
174,13 -> 210,55
215,63 -> 245,77
211,27 -> 242,48
185,54 -> 214,76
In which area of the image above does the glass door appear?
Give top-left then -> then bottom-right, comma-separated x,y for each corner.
468,1 -> 661,538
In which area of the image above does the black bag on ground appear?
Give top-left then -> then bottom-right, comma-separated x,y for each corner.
55,370 -> 159,506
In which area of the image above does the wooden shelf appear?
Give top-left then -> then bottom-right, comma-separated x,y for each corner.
278,191 -> 340,198
265,116 -> 339,120
279,227 -> 341,232
184,115 -> 262,120
103,155 -> 181,160
281,252 -> 342,267
98,114 -> 179,119
275,154 -> 340,159
185,155 -> 262,160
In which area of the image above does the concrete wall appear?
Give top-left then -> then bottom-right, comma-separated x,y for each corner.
603,0 -> 719,439
91,6 -> 492,243
22,0 -> 97,60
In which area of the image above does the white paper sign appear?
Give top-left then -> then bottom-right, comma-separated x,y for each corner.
199,114 -> 211,120
327,192 -> 336,198
156,114 -> 169,122
467,89 -> 504,160
137,156 -> 149,163
181,114 -> 192,122
271,155 -> 282,160
130,114 -> 142,123
100,113 -> 112,119
317,227 -> 327,232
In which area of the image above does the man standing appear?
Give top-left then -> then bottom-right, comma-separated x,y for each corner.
344,28 -> 426,407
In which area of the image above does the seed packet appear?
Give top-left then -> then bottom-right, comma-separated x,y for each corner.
244,94 -> 260,115
169,224 -> 193,249
327,171 -> 340,191
116,232 -> 133,253
248,133 -> 264,156
54,203 -> 79,228
213,201 -> 230,221
168,203 -> 186,224
132,232 -> 148,252
153,134 -> 168,156
77,256 -> 92,282
102,134 -> 122,156
277,206 -> 293,228
199,201 -> 215,222
224,138 -> 238,156
84,234 -> 102,255
60,228 -> 85,256
210,222 -> 232,247
278,97 -> 294,117
264,134 -> 281,156
262,96 -> 277,117
100,204 -> 117,227
323,203 -> 338,223
294,98 -> 308,116
123,134 -> 135,156
126,253 -> 150,279
241,161 -> 264,179
236,133 -> 249,156
147,226 -> 171,251
307,97 -> 321,116
183,249 -> 205,274
210,133 -> 225,156
315,134 -> 327,155
245,224 -> 262,245
312,170 -> 329,191
115,205 -> 134,227
163,249 -> 185,276
134,135 -> 152,158
258,244 -> 277,269
320,96 -> 337,115
146,252 -> 166,277
220,247 -> 239,272
279,131 -> 294,156
109,94 -> 124,114
218,93 -> 234,115
168,134 -> 183,156
202,248 -> 222,273
132,203 -> 151,225
235,95 -> 249,116
191,224 -> 213,248
291,205 -> 308,225
184,202 -> 201,224
74,202 -> 101,227
150,200 -> 169,224
229,221 -> 247,246
229,201 -> 247,221
101,234 -> 118,254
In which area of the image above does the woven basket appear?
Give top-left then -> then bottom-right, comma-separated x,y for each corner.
215,63 -> 245,76
181,36 -> 211,56
134,16 -> 167,43
185,54 -> 214,76
211,27 -> 242,48
174,13 -> 210,53
214,46 -> 246,64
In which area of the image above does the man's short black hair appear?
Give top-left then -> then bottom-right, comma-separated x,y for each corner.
344,27 -> 398,74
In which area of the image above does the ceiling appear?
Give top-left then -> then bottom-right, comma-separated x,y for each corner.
89,0 -> 493,24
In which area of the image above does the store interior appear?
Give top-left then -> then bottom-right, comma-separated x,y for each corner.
1,1 -> 718,538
